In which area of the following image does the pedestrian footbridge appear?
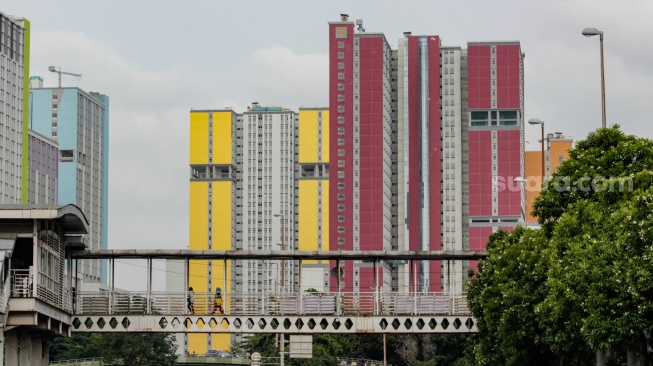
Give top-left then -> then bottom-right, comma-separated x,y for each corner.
71,291 -> 476,334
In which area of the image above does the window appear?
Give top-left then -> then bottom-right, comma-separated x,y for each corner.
338,193 -> 345,201
338,171 -> 345,178
338,62 -> 345,69
338,52 -> 344,59
338,237 -> 345,245
338,128 -> 345,135
338,105 -> 345,113
338,149 -> 345,157
338,204 -> 345,212
338,83 -> 345,91
338,116 -> 345,124
338,160 -> 345,167
338,215 -> 345,223
338,41 -> 345,49
338,182 -> 345,189
338,72 -> 344,80
499,110 -> 519,125
338,226 -> 345,233
60,150 -> 74,162
470,111 -> 488,126
338,138 -> 345,146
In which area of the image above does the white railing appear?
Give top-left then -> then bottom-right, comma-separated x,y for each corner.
75,291 -> 470,316
11,269 -> 32,298
49,357 -> 103,364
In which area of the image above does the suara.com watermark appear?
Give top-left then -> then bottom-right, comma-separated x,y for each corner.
496,176 -> 634,193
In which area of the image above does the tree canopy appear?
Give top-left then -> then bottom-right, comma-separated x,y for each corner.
467,126 -> 653,365
49,333 -> 178,366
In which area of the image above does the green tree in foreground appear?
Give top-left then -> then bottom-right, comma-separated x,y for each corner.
98,333 -> 178,366
467,126 -> 653,365
50,333 -> 178,366
466,228 -> 592,365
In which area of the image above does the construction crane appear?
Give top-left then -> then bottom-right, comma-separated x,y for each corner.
48,66 -> 82,87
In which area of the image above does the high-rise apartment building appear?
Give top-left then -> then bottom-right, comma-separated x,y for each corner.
466,42 -> 524,255
524,133 -> 573,223
27,129 -> 58,204
0,12 -> 30,204
328,18 -> 394,295
297,108 -> 330,291
188,105 -> 327,354
30,86 -> 109,284
329,16 -> 525,294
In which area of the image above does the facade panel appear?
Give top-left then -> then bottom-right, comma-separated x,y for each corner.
190,112 -> 210,165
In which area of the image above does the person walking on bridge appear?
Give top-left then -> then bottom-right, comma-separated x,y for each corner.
187,287 -> 195,314
212,287 -> 224,315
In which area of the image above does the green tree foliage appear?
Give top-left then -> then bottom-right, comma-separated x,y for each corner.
49,334 -> 103,361
467,126 -> 653,365
98,333 -> 178,366
543,189 -> 653,361
240,333 -> 468,365
533,125 -> 653,228
465,228 -> 590,365
49,333 -> 178,366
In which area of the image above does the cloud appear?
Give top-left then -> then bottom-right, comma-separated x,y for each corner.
246,46 -> 328,108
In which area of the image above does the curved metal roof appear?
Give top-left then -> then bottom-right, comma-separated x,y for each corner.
0,204 -> 89,234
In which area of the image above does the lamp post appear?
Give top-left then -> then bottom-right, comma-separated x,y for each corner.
528,118 -> 545,180
273,214 -> 285,293
273,213 -> 287,366
582,27 -> 606,128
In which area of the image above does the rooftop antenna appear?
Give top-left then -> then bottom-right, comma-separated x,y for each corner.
48,66 -> 82,88
356,19 -> 365,32
340,13 -> 349,21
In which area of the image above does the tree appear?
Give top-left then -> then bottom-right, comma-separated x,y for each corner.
465,227 -> 591,365
50,332 -> 178,366
543,190 -> 653,365
533,125 -> 653,230
49,334 -> 103,361
395,334 -> 419,365
532,126 -> 653,365
98,333 -> 178,366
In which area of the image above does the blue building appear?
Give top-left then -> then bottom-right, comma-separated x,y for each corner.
30,85 -> 109,284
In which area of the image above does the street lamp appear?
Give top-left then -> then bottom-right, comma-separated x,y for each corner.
528,118 -> 545,180
582,27 -> 606,128
273,214 -> 285,293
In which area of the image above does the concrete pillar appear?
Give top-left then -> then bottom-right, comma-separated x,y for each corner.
0,329 -> 4,366
19,333 -> 33,365
30,335 -> 43,366
41,338 -> 50,366
5,330 -> 19,365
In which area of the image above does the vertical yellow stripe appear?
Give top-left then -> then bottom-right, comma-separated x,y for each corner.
322,181 -> 329,251
322,110 -> 330,162
299,110 -> 318,163
190,112 -> 210,165
213,112 -> 233,164
299,181 -> 319,264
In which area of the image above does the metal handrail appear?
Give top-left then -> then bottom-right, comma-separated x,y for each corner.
74,291 -> 470,316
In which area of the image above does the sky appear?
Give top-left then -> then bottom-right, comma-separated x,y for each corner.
4,0 -> 653,291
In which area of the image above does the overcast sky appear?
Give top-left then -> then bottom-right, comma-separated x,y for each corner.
4,0 -> 653,291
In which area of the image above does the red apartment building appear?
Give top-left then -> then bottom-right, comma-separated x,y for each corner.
328,16 -> 524,294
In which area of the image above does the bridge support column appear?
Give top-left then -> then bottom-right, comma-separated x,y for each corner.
3,330 -> 50,366
5,330 -> 18,365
